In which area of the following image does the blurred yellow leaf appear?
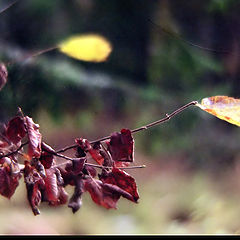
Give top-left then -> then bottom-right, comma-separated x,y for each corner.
59,34 -> 112,62
196,96 -> 240,127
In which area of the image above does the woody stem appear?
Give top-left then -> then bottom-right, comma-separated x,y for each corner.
56,101 -> 198,153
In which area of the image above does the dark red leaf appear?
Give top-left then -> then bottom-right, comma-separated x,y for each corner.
84,177 -> 120,209
24,161 -> 45,215
40,151 -> 55,169
0,163 -> 21,199
42,168 -> 68,206
100,167 -> 139,202
43,168 -> 59,203
0,63 -> 8,91
75,138 -> 104,165
58,164 -> 75,186
25,116 -> 42,159
6,116 -> 26,145
68,176 -> 84,213
84,177 -> 137,209
107,128 -> 134,167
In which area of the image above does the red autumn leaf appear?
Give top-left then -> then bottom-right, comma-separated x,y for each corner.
43,168 -> 59,203
6,116 -> 26,145
42,168 -> 68,206
84,177 -> 120,209
107,128 -> 134,167
24,162 -> 45,215
40,142 -> 56,169
0,162 -> 21,199
0,63 -> 8,91
75,138 -> 104,165
40,151 -> 55,169
84,177 -> 136,209
100,167 -> 139,202
59,158 -> 86,187
59,166 -> 75,187
25,116 -> 42,159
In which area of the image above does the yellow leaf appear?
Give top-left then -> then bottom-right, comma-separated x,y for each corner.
196,95 -> 240,127
58,34 -> 112,62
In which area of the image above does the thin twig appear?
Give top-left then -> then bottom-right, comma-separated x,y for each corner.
52,160 -> 145,170
7,46 -> 58,66
0,0 -> 19,15
55,101 -> 198,153
148,19 -> 230,55
85,163 -> 146,170
0,141 -> 28,159
0,101 -> 198,162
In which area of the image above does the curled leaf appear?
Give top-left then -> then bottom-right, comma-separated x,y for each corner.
68,177 -> 84,213
25,116 -> 42,158
42,168 -> 68,206
24,162 -> 45,215
196,96 -> 240,127
59,34 -> 112,62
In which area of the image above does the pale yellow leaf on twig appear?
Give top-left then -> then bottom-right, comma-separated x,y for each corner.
196,96 -> 240,127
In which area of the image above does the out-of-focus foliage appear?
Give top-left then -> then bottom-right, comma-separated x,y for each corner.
59,34 -> 112,62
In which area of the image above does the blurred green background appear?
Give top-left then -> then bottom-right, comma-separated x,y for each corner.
1,0 -> 240,235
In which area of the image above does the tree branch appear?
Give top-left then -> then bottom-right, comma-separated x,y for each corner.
0,101 -> 197,163
56,101 -> 198,154
0,141 -> 28,159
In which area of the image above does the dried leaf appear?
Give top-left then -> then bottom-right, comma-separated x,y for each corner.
196,96 -> 240,127
84,178 -> 120,209
75,138 -> 104,165
24,162 -> 45,215
6,116 -> 26,145
100,167 -> 139,202
25,116 -> 42,158
42,168 -> 68,206
59,158 -> 86,186
0,163 -> 21,199
43,168 -> 59,203
107,129 -> 134,167
40,151 -> 55,169
0,63 -> 8,91
68,177 -> 84,213
59,34 -> 112,62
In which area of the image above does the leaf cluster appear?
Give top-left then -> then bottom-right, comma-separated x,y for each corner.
0,112 -> 139,215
